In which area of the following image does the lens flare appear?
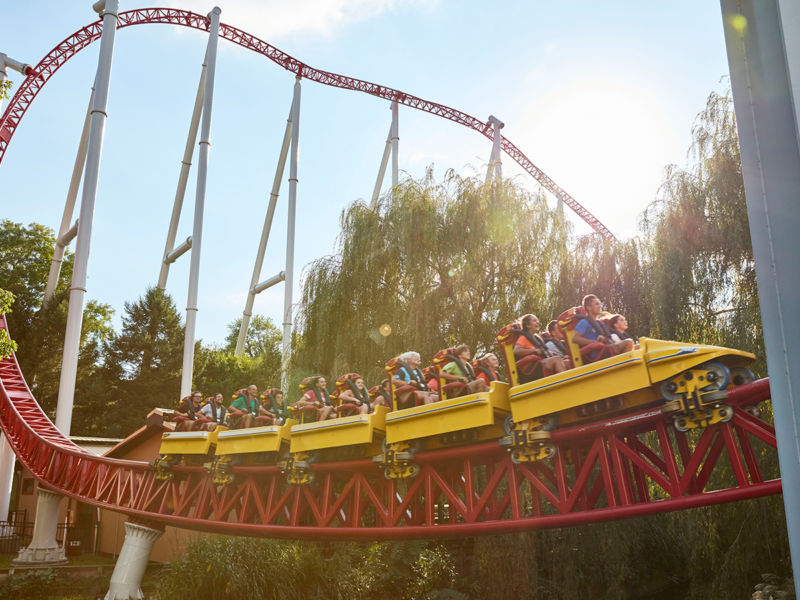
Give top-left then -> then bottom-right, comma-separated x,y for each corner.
379,324 -> 392,337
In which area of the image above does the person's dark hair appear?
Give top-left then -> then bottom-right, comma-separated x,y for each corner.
192,390 -> 202,396
520,314 -> 537,330
380,378 -> 389,387
547,320 -> 558,334
608,314 -> 623,329
582,294 -> 599,310
453,343 -> 469,356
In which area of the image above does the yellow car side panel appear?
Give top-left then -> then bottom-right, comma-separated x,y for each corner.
289,406 -> 388,453
385,381 -> 509,444
215,421 -> 294,456
158,426 -> 227,456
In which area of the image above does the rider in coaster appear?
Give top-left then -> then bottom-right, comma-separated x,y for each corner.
514,314 -> 567,375
545,320 -> 571,366
293,376 -> 335,420
199,393 -> 228,430
230,385 -> 261,429
572,295 -> 634,362
265,389 -> 288,425
370,379 -> 393,410
337,376 -> 371,415
475,352 -> 505,385
439,344 -> 488,395
393,351 -> 438,407
175,390 -> 205,431
607,314 -> 633,344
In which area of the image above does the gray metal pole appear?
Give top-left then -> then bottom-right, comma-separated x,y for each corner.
721,1 -> 800,595
180,7 -> 221,398
281,76 -> 301,391
44,86 -> 94,304
157,54 -> 207,290
55,0 -> 120,435
235,99 -> 295,357
390,101 -> 399,187
370,123 -> 393,209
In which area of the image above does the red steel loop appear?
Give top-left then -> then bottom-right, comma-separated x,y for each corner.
0,8 -> 615,239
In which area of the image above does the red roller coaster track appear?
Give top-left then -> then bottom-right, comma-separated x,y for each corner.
0,7 -> 615,240
0,316 -> 781,539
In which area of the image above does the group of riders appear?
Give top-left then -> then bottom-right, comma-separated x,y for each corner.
173,294 -> 634,432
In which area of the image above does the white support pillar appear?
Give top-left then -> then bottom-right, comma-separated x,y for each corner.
370,101 -> 399,208
44,87 -> 94,304
55,0 -> 120,436
485,115 -> 504,184
234,97 -> 296,357
0,435 -> 14,521
721,1 -> 800,596
104,521 -> 163,600
180,7 -> 221,399
0,54 -> 33,522
158,54 -> 207,290
0,52 -> 33,113
370,123 -> 392,209
281,76 -> 301,391
390,100 -> 399,187
12,488 -> 66,565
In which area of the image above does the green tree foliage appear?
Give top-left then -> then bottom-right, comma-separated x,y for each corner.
73,287 -> 184,436
0,288 -> 18,358
224,315 -> 282,362
296,169 -> 571,386
0,220 -> 113,415
156,536 -> 467,600
640,89 -> 762,367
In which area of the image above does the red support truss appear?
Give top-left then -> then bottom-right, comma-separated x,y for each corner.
0,8 -> 615,239
0,316 -> 781,540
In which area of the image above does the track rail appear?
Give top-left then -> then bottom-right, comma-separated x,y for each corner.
0,7 -> 614,240
0,315 -> 781,539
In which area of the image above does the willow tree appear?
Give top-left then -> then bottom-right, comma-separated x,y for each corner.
640,89 -> 762,367
294,169 -> 571,384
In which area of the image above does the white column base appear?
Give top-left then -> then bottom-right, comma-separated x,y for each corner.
104,521 -> 163,600
12,488 -> 67,565
0,433 -> 16,521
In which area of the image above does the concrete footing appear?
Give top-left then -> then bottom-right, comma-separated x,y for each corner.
104,521 -> 163,600
12,488 -> 67,565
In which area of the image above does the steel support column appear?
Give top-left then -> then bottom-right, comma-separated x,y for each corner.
281,76 -> 301,391
55,0 -> 120,436
12,488 -> 66,565
235,97 -> 296,357
157,52 -> 207,290
721,1 -> 800,595
44,86 -> 94,304
180,7 -> 221,398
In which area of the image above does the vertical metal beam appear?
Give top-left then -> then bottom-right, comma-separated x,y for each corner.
282,76 -> 301,391
157,53 -> 207,290
485,115 -> 504,184
235,97 -> 295,356
44,86 -> 94,304
180,7 -> 221,399
55,0 -> 120,436
370,123 -> 393,209
721,1 -> 800,594
390,100 -> 399,187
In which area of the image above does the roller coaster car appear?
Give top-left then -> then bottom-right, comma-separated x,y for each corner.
280,406 -> 389,485
210,420 -> 296,485
152,425 -> 228,481
495,309 -> 757,464
374,355 -> 510,480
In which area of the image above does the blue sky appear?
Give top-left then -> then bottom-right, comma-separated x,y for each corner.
1,1 -> 731,346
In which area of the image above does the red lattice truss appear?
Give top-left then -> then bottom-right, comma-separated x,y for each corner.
0,7 -> 614,239
0,316 -> 780,539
